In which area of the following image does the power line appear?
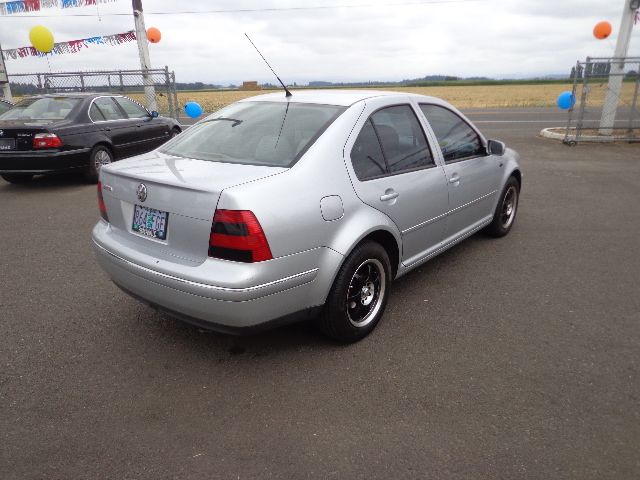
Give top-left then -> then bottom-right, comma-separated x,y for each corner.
0,0 -> 486,18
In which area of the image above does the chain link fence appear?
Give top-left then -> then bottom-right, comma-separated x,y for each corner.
564,56 -> 640,144
8,66 -> 180,119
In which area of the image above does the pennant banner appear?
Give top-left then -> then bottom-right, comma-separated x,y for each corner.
2,30 -> 136,60
0,0 -> 116,15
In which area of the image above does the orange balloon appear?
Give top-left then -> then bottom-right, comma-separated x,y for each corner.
593,21 -> 612,40
146,27 -> 161,44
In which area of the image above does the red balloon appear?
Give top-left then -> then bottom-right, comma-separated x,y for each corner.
593,21 -> 612,40
147,27 -> 161,44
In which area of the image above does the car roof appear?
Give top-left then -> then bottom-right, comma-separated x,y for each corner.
240,89 -> 446,107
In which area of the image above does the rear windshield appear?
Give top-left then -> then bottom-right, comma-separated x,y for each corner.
0,97 -> 80,121
160,101 -> 346,167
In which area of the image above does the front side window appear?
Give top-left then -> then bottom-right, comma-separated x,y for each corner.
92,97 -> 126,121
419,104 -> 484,162
350,104 -> 434,181
161,102 -> 345,167
114,97 -> 149,119
0,97 -> 80,121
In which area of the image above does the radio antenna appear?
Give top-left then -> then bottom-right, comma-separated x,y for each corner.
245,33 -> 292,98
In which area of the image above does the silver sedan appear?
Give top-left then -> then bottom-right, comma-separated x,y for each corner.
92,90 -> 521,342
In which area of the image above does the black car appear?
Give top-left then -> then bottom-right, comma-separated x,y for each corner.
0,93 -> 181,183
0,99 -> 13,115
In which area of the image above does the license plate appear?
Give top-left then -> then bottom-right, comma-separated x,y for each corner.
0,139 -> 15,150
132,205 -> 168,240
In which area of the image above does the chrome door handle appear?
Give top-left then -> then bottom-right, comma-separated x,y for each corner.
449,175 -> 460,184
380,191 -> 399,202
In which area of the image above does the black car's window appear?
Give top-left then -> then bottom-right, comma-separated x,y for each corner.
161,102 -> 345,167
92,97 -> 125,121
370,105 -> 434,174
419,104 -> 484,162
351,119 -> 387,181
89,103 -> 106,121
114,97 -> 148,119
0,97 -> 80,121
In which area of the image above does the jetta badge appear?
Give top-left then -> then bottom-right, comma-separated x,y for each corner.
136,183 -> 147,203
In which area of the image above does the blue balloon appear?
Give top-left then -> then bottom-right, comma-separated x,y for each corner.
557,91 -> 576,110
184,101 -> 203,118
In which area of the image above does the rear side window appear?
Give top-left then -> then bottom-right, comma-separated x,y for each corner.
92,97 -> 125,121
89,103 -> 106,121
351,120 -> 387,180
419,104 -> 484,162
350,104 -> 434,181
114,97 -> 149,119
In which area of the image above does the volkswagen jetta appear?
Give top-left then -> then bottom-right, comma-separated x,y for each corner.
92,90 -> 521,342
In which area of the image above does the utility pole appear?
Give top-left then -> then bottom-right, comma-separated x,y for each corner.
599,0 -> 639,135
132,0 -> 157,112
0,41 -> 12,102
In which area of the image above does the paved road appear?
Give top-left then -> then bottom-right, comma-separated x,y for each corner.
1,108 -> 639,479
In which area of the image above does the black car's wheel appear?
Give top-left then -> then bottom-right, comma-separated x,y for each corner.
1,173 -> 34,184
170,127 -> 181,138
485,176 -> 520,237
86,145 -> 113,183
317,241 -> 391,343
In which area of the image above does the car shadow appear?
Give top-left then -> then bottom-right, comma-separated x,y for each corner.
127,232 -> 498,360
0,172 -> 90,190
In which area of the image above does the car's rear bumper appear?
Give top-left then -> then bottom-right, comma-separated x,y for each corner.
0,148 -> 91,174
91,222 -> 343,330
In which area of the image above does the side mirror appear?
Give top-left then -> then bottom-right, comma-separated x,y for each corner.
150,110 -> 159,119
487,139 -> 506,156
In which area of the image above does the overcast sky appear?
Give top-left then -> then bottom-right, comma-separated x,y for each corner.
1,0 -> 637,84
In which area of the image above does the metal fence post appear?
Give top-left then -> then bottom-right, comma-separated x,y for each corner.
627,68 -> 640,139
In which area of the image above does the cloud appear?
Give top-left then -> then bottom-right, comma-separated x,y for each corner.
1,0 -> 638,83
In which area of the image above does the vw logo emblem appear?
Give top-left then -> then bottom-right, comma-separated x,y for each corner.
0,130 -> 4,136
136,183 -> 147,203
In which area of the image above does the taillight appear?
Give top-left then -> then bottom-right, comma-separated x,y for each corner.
97,181 -> 109,222
33,133 -> 63,149
209,209 -> 272,263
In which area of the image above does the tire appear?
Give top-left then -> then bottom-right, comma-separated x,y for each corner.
86,145 -> 113,183
317,241 -> 391,343
485,176 -> 520,237
170,128 -> 181,138
1,173 -> 34,184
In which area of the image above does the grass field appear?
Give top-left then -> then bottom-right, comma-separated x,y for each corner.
160,82 -> 639,115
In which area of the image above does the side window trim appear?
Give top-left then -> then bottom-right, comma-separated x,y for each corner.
418,103 -> 487,163
351,103 -> 438,182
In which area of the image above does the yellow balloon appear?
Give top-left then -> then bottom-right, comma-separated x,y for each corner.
29,25 -> 55,54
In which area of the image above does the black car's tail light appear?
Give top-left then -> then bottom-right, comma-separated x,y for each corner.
209,209 -> 272,263
33,133 -> 63,149
97,181 -> 109,222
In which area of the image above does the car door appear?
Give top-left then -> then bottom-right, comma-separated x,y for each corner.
114,96 -> 170,152
346,101 -> 449,266
90,97 -> 139,159
418,103 -> 502,242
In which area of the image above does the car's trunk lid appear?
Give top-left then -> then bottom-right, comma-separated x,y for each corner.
0,121 -> 51,151
100,151 -> 286,263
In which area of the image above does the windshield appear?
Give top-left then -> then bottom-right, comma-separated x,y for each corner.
0,97 -> 80,121
160,101 -> 346,167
